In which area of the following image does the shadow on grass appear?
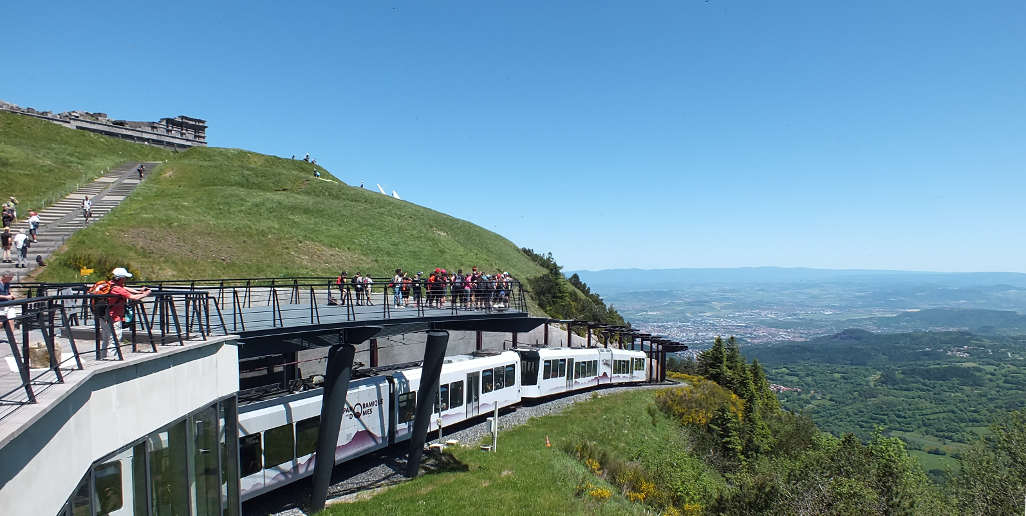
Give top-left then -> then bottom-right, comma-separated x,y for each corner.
418,448 -> 470,475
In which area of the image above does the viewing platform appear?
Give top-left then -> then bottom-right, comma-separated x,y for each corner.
0,276 -> 683,515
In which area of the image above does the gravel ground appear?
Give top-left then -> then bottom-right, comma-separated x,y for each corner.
247,382 -> 674,516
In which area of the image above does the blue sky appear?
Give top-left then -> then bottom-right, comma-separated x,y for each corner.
3,1 -> 1024,272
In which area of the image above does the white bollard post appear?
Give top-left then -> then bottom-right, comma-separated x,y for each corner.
492,404 -> 499,452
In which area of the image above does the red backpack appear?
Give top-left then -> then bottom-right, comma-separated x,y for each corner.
88,280 -> 113,316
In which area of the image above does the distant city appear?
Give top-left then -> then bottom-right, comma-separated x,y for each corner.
573,268 -> 1026,350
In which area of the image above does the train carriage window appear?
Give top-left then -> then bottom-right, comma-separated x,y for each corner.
239,434 -> 262,476
69,473 -> 90,516
493,366 -> 505,390
575,362 -> 582,379
505,364 -> 516,386
398,391 -> 417,423
522,359 -> 539,386
557,359 -> 566,378
439,384 -> 450,411
635,358 -> 645,371
591,360 -> 598,376
543,360 -> 552,380
264,424 -> 295,468
450,381 -> 464,408
482,369 -> 494,393
296,416 -> 320,457
93,461 -> 123,514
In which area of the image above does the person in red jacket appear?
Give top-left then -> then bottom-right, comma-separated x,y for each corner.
100,267 -> 152,358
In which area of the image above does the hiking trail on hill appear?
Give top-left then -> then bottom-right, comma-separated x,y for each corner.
1,161 -> 161,280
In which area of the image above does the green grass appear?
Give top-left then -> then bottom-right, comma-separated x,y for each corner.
0,111 -> 171,213
35,145 -> 549,284
908,449 -> 961,475
323,389 -> 720,515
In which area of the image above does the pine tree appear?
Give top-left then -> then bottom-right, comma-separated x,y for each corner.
749,359 -> 780,412
709,404 -> 745,466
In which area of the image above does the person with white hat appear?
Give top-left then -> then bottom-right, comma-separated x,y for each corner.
99,267 -> 152,358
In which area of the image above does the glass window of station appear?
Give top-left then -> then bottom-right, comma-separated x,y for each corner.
57,396 -> 241,516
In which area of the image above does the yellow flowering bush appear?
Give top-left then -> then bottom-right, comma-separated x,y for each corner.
654,374 -> 744,427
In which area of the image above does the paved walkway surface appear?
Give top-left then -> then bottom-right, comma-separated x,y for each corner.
0,161 -> 161,280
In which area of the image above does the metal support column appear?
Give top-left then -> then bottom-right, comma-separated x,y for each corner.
543,323 -> 549,347
476,330 -> 483,352
645,340 -> 653,383
405,330 -> 450,478
369,338 -> 379,368
310,342 -> 357,512
511,331 -> 518,349
586,326 -> 591,348
660,344 -> 667,382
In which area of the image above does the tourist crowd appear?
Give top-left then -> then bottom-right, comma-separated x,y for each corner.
332,267 -> 516,310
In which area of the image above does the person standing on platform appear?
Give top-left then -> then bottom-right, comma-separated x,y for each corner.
412,272 -> 423,308
335,271 -> 349,306
352,272 -> 364,306
391,268 -> 404,308
363,274 -> 374,305
99,268 -> 152,358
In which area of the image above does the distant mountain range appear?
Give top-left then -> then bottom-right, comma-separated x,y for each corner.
571,267 -> 1026,291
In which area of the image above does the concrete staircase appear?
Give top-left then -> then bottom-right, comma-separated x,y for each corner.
1,162 -> 161,280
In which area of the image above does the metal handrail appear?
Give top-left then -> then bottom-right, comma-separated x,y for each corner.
0,289 -> 222,409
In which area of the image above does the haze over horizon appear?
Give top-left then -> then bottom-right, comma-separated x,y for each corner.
3,1 -> 1023,273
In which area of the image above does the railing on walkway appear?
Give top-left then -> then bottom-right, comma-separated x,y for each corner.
3,276 -> 527,408
0,288 -> 222,409
21,276 -> 527,333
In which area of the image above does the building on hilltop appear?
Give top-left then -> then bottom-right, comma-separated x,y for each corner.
0,99 -> 206,149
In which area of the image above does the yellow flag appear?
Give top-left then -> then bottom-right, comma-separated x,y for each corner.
80,267 -> 94,276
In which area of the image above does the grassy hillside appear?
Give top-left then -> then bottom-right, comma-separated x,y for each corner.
0,111 -> 171,212
323,388 -> 720,515
37,146 -> 549,282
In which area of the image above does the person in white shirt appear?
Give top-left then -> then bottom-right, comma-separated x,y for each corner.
27,211 -> 40,242
82,196 -> 93,222
391,269 -> 404,308
12,230 -> 28,268
363,275 -> 374,305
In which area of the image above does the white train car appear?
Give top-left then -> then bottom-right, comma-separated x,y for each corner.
231,347 -> 645,504
517,347 -> 609,398
607,348 -> 649,385
390,351 -> 521,442
237,376 -> 391,501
